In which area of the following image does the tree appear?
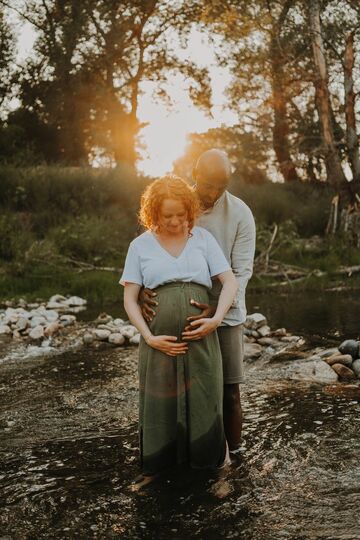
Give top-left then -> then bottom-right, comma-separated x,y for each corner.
308,0 -> 347,190
173,126 -> 269,184
4,0 -> 211,167
0,6 -> 14,111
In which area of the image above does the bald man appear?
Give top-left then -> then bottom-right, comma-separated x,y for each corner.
141,149 -> 256,455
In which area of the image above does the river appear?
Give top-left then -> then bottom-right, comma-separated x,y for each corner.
1,290 -> 359,539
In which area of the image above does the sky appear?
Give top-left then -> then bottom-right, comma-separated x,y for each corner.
16,23 -> 237,176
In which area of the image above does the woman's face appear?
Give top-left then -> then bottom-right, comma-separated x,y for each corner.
157,198 -> 188,235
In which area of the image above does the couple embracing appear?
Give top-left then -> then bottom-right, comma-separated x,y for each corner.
120,149 -> 256,484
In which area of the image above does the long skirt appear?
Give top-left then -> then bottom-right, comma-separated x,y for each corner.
138,281 -> 226,474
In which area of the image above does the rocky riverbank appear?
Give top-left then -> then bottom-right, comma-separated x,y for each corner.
1,295 -> 359,386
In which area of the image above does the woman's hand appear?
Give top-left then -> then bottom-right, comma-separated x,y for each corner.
146,335 -> 188,357
181,317 -> 221,341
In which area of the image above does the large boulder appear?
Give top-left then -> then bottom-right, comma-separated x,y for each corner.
338,339 -> 359,360
282,358 -> 338,383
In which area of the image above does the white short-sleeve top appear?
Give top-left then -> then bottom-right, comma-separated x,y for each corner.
119,226 -> 231,289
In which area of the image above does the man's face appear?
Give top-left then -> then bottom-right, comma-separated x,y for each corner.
194,175 -> 228,210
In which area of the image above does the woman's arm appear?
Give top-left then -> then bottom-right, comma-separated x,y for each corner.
181,270 -> 238,341
124,283 -> 188,356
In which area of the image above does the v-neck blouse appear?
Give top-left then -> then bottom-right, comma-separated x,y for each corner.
119,226 -> 230,289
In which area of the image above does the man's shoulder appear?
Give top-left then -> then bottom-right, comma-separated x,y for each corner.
225,191 -> 254,220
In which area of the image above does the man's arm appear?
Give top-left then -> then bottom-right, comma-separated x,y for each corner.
231,206 -> 256,305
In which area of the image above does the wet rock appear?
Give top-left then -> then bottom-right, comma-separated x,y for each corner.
281,335 -> 301,343
257,337 -> 282,347
331,363 -> 356,380
352,359 -> 360,378
129,334 -> 141,345
97,324 -> 115,331
63,296 -> 87,307
30,316 -> 47,328
269,350 -> 310,363
273,328 -> 287,337
338,339 -> 359,360
318,347 -> 339,358
60,315 -> 76,326
245,313 -> 267,330
322,384 -> 360,399
95,312 -> 113,324
44,310 -> 59,322
15,317 -> 29,332
257,325 -> 271,337
244,343 -> 262,359
121,325 -> 138,339
44,322 -> 60,337
325,354 -> 353,367
283,358 -> 338,383
94,329 -> 111,341
29,325 -> 45,340
49,294 -> 67,303
0,325 -> 12,335
46,301 -> 66,310
83,333 -> 95,345
109,333 -> 126,346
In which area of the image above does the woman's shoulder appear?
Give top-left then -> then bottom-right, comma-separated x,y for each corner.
129,230 -> 152,250
192,226 -> 215,241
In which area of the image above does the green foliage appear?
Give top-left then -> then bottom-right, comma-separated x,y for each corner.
232,180 -> 333,237
0,213 -> 35,261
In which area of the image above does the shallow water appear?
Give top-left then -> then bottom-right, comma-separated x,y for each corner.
82,288 -> 360,342
1,342 -> 360,539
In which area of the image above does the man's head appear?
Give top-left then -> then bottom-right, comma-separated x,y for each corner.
193,149 -> 232,210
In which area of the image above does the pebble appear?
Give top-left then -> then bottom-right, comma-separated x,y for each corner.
83,333 -> 95,345
129,334 -> 141,345
29,325 -> 45,340
16,317 -> 29,331
257,325 -> 271,337
325,354 -> 353,367
244,343 -> 262,359
245,313 -> 267,330
44,322 -> 60,337
0,324 -> 11,335
331,363 -> 356,380
63,296 -> 87,306
109,333 -> 126,345
94,329 -> 111,341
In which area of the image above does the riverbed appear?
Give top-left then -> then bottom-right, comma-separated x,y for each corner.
1,290 -> 360,539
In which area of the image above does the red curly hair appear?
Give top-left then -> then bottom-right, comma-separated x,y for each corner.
139,175 -> 199,232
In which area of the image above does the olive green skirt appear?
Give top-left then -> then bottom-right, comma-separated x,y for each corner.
138,281 -> 226,474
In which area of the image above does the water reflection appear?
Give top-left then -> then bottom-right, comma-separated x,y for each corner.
1,345 -> 359,539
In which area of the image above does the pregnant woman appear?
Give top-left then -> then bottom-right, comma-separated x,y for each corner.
120,175 -> 238,482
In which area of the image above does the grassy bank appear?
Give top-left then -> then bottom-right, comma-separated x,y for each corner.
0,166 -> 359,304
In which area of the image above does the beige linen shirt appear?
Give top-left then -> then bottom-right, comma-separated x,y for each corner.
196,190 -> 256,326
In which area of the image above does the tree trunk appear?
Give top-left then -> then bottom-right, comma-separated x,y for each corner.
344,31 -> 360,183
270,37 -> 300,183
308,0 -> 347,190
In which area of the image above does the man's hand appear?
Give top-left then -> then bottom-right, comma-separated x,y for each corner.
146,335 -> 188,357
139,287 -> 158,322
183,299 -> 216,332
182,317 -> 221,341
